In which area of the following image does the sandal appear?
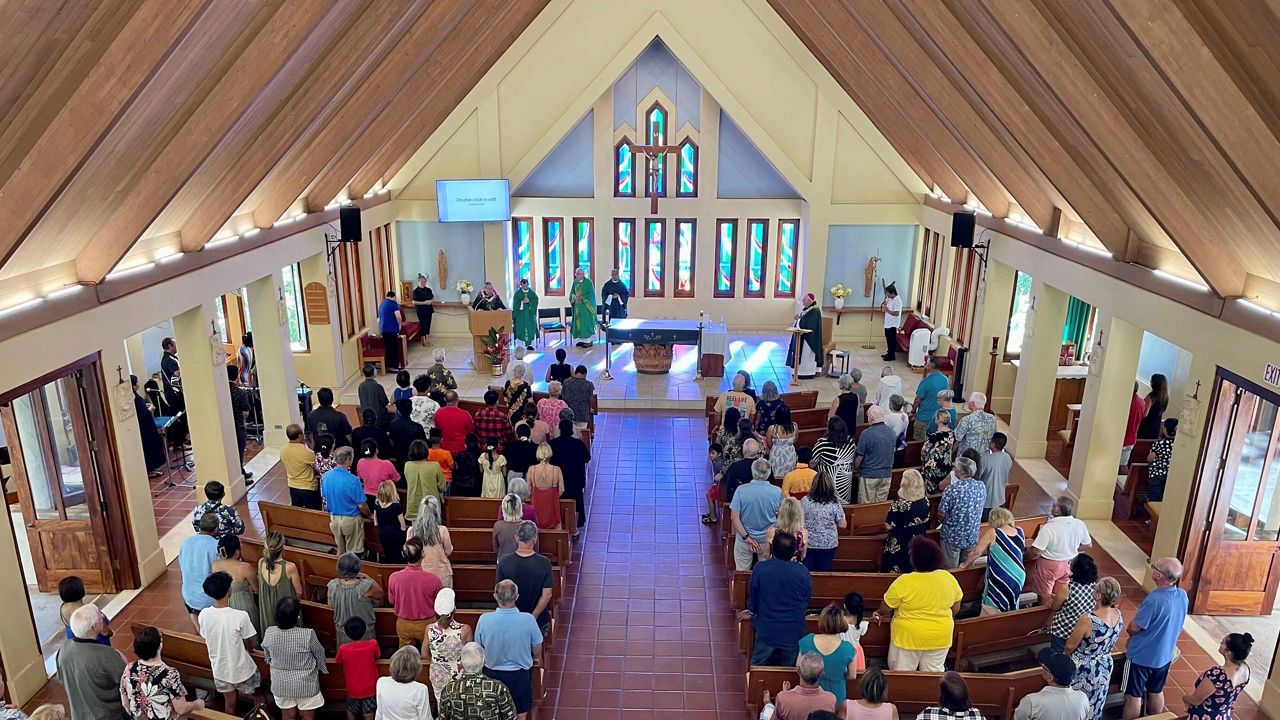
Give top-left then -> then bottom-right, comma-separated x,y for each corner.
701,513 -> 717,525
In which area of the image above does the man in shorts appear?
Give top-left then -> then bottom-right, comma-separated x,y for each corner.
1123,557 -> 1188,719
475,580 -> 543,720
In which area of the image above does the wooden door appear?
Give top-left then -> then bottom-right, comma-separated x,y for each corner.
1191,377 -> 1280,615
0,368 -> 117,593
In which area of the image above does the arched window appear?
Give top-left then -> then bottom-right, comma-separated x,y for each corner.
614,138 -> 634,197
644,103 -> 668,198
678,138 -> 698,197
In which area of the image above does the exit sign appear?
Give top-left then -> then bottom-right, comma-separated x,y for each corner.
1267,363 -> 1280,388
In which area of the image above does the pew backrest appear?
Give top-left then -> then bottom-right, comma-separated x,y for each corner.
730,565 -> 994,610
259,501 -> 386,556
445,496 -> 578,534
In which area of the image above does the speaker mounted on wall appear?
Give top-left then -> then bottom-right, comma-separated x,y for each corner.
950,210 -> 976,249
339,206 -> 362,242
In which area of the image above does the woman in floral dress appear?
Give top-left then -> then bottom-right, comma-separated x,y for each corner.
880,470 -> 930,572
1184,632 -> 1253,720
427,588 -> 473,702
1065,576 -> 1123,720
920,411 -> 955,494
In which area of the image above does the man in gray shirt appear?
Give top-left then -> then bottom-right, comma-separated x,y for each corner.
978,432 -> 1013,521
560,365 -> 594,429
357,363 -> 390,427
1013,649 -> 1089,720
58,605 -> 127,720
854,405 -> 896,503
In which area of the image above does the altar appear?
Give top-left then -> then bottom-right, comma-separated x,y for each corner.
603,318 -> 719,375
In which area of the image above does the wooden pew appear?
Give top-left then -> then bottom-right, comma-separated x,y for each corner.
444,496 -> 578,534
744,666 -> 1045,719
1114,462 -> 1150,520
259,501 -> 386,555
244,521 -> 570,567
729,564 -> 997,611
298,600 -> 484,654
704,390 -> 819,416
828,516 -> 1049,572
845,484 -> 1020,535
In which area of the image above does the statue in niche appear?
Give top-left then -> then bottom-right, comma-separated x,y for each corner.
437,249 -> 448,290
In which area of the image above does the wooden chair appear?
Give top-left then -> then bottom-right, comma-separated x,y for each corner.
538,307 -> 567,347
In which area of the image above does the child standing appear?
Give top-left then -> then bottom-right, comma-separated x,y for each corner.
701,443 -> 724,525
782,447 -> 818,499
373,481 -> 406,564
392,370 -> 413,405
198,571 -> 261,715
479,437 -> 508,498
426,428 -> 454,486
314,434 -> 338,477
333,617 -> 379,720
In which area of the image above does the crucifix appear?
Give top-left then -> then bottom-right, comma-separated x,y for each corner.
629,141 -> 681,214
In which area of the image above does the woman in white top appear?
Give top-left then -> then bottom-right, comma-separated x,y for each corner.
874,365 -> 903,409
375,646 -> 433,720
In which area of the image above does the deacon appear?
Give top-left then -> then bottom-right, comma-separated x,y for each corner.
513,278 -> 539,351
600,268 -> 629,321
569,268 -> 596,348
471,281 -> 507,311
786,293 -> 824,380
881,282 -> 902,362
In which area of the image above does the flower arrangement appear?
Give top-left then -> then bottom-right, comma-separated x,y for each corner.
482,326 -> 510,371
830,283 -> 853,300
454,279 -> 474,294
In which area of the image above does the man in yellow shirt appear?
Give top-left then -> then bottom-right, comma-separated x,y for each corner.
873,535 -> 962,671
279,424 -> 319,509
781,447 -> 817,498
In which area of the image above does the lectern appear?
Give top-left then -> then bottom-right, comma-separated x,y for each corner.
469,309 -> 512,372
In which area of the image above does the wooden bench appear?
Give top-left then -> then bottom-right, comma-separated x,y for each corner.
1114,462 -> 1150,520
445,496 -> 578,534
704,390 -> 819,416
299,600 -> 484,654
357,326 -> 417,374
259,501 -> 387,557
844,484 -> 1020,536
826,516 -> 1048,572
730,564 -> 1000,611
745,665 -> 1044,719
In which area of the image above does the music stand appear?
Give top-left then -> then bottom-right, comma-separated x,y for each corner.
157,411 -> 195,490
786,326 -> 812,388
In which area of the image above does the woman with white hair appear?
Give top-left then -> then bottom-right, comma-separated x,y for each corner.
438,643 -> 518,718
501,362 -> 533,424
874,365 -> 903,410
536,381 -> 568,429
427,588 -> 472,702
829,370 -> 867,429
411,496 -> 455,589
953,392 -> 996,457
375,646 -> 432,719
424,348 -> 457,400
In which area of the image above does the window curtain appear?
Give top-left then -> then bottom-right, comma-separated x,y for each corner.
1062,296 -> 1092,349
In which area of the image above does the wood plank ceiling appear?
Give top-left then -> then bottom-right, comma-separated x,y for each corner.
4,0 -> 1280,310
0,0 -> 549,288
770,0 -> 1280,303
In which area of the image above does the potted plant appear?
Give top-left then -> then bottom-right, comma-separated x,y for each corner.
482,326 -> 510,376
455,279 -> 474,305
830,283 -> 853,309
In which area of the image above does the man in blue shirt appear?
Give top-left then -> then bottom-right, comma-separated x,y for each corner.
476,580 -> 543,720
378,290 -> 403,373
1123,557 -> 1188,720
854,405 -> 896,503
938,456 -> 985,568
178,513 -> 221,629
737,531 -> 811,667
729,458 -> 782,571
320,447 -> 370,556
912,356 -> 950,441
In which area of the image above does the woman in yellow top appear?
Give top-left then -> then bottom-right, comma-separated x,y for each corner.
873,535 -> 962,671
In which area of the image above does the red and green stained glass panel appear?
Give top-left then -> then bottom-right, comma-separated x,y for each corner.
614,219 -> 635,290
644,219 -> 665,297
745,219 -> 769,298
675,219 -> 695,297
775,219 -> 798,298
615,139 -> 633,197
715,219 -> 737,298
645,104 -> 667,198
573,217 -> 593,281
678,139 -> 697,197
511,217 -> 533,286
542,217 -> 564,296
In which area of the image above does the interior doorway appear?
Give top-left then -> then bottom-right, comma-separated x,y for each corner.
1181,369 -> 1280,616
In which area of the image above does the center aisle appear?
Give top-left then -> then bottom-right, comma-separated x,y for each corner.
546,411 -> 750,720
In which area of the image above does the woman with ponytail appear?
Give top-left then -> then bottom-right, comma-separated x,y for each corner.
257,531 -> 302,631
1184,632 -> 1253,720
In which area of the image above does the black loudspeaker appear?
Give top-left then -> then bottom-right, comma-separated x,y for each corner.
339,206 -> 362,242
950,211 -> 975,248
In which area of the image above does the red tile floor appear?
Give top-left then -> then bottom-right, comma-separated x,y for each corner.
21,411 -> 1269,719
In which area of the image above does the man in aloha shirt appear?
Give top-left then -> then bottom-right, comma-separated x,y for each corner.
938,456 -> 986,569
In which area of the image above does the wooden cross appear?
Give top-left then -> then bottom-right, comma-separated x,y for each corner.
629,142 -> 681,214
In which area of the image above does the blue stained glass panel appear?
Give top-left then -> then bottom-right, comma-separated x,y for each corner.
545,220 -> 563,292
747,221 -> 765,294
676,220 -> 694,295
616,143 -> 633,195
617,222 -> 633,289
575,220 -> 592,272
647,106 -> 667,197
777,221 -> 796,296
647,221 -> 664,294
513,219 -> 533,284
679,142 -> 696,195
716,221 -> 735,295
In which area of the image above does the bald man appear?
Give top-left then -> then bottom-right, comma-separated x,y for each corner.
1123,557 -> 1188,719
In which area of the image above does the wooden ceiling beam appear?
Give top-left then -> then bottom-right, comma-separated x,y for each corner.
247,0 -> 477,229
841,0 -> 1056,230
76,0 -> 344,281
1174,0 -> 1280,142
344,0 -> 552,200
0,0 -> 209,270
802,0 -> 1013,216
889,0 -> 1138,257
945,0 -> 1243,294
767,0 -> 961,200
175,0 -> 427,251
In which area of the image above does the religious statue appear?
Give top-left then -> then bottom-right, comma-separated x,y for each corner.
864,255 -> 880,298
569,268 -> 596,348
437,249 -> 448,290
600,268 -> 629,321
786,293 -> 824,380
512,278 -> 539,350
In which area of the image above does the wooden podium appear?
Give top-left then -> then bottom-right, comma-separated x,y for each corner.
469,309 -> 512,372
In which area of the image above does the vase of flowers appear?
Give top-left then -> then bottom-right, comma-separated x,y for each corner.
830,283 -> 853,309
482,326 -> 510,376
455,279 -> 474,305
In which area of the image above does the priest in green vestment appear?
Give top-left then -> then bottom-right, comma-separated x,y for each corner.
512,278 -> 539,350
569,268 -> 596,348
786,292 -> 824,379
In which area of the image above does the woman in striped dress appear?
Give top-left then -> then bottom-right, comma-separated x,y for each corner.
961,507 -> 1025,615
811,417 -> 858,504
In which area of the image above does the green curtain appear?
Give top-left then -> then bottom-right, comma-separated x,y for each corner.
1062,296 -> 1092,349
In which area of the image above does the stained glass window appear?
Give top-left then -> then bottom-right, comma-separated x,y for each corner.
644,218 -> 665,297
542,217 -> 564,296
281,263 -> 308,351
614,138 -> 633,197
678,139 -> 698,197
573,217 -> 593,281
614,218 -> 635,291
645,103 -> 667,198
715,219 -> 737,298
745,219 -> 769,298
675,219 -> 696,298
775,219 -> 798,298
511,217 -> 533,286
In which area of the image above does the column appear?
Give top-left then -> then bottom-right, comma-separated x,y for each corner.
1067,312 -> 1142,519
1007,279 -> 1068,458
1150,351 -> 1213,558
0,511 -> 43,704
172,303 -> 245,503
968,259 -> 1016,409
245,273 -> 302,449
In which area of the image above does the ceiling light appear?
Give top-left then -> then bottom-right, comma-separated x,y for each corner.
1237,299 -> 1280,318
0,297 -> 45,318
324,202 -> 341,211
363,191 -> 375,199
243,228 -> 261,238
1152,268 -> 1208,291
105,262 -> 156,280
1060,238 -> 1112,258
273,216 -> 296,227
379,188 -> 389,196
46,285 -> 83,300
292,213 -> 306,222
156,250 -> 185,263
205,235 -> 239,249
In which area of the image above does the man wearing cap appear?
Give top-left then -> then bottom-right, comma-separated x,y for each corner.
1014,650 -> 1089,720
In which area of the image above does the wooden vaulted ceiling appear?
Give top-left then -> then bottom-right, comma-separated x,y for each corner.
0,0 -> 548,287
769,0 -> 1280,302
